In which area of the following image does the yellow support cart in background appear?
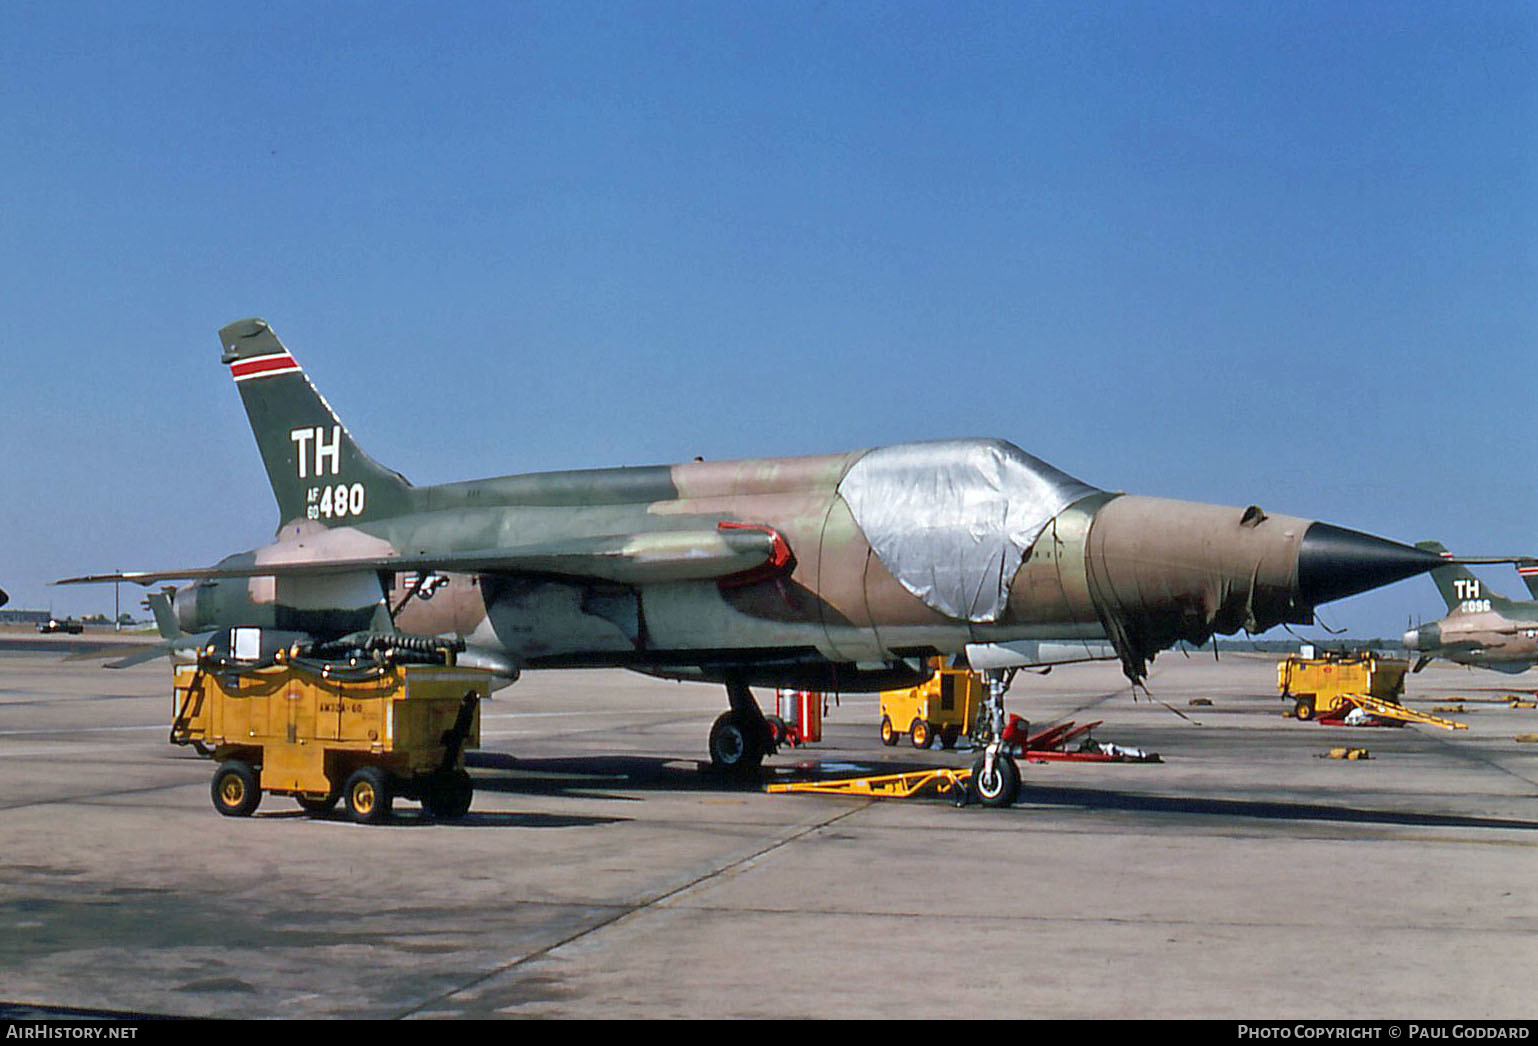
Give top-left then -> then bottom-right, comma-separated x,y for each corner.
879,658 -> 982,749
1277,649 -> 1408,721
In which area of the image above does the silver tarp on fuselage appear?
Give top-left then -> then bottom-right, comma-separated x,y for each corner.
838,439 -> 1100,623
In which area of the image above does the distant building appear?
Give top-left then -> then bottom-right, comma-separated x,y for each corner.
0,609 -> 51,625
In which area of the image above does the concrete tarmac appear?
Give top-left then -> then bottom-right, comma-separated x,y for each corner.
1,646 -> 1535,1019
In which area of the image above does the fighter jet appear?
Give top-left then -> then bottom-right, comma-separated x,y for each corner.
59,318 -> 1477,805
1402,542 -> 1538,674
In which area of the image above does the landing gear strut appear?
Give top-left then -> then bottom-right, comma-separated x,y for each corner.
970,669 -> 1021,807
709,678 -> 777,773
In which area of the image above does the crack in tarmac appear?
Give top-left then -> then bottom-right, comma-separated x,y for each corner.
392,801 -> 869,1019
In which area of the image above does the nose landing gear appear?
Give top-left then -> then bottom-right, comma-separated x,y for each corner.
970,669 -> 1021,806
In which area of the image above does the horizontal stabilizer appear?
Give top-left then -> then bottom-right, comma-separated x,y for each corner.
106,643 -> 174,669
58,526 -> 792,589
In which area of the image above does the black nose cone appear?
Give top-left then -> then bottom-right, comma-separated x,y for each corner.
1297,522 -> 1447,608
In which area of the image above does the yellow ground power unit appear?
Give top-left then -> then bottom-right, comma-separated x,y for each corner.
171,640 -> 488,824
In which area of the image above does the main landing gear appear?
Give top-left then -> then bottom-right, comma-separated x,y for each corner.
709,678 -> 777,773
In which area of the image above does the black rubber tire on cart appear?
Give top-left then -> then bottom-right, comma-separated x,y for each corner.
909,718 -> 932,750
423,769 -> 474,820
211,760 -> 262,818
880,716 -> 899,746
344,766 -> 394,824
1294,697 -> 1316,721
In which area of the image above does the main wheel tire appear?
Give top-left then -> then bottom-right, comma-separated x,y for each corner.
709,710 -> 765,772
422,769 -> 474,820
211,760 -> 261,818
970,753 -> 1021,808
910,718 -> 932,749
344,766 -> 394,824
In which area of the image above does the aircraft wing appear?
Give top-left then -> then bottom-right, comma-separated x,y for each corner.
57,525 -> 792,589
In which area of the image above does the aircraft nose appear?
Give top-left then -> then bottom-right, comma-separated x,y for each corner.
1296,522 -> 1447,608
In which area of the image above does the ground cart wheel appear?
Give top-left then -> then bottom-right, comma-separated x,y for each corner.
909,718 -> 932,749
211,760 -> 261,818
880,716 -> 898,746
344,766 -> 394,824
970,753 -> 1020,808
1294,698 -> 1316,721
423,769 -> 473,820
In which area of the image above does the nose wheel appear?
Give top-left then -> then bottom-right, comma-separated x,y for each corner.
970,747 -> 1021,807
971,669 -> 1021,807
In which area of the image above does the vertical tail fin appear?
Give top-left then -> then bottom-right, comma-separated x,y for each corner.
1518,560 -> 1538,601
1415,541 -> 1512,612
219,318 -> 413,528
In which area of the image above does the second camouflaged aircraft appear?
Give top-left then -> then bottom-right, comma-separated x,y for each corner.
62,319 -> 1477,804
1402,542 -> 1538,674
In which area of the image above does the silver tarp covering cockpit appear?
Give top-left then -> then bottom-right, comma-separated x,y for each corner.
837,439 -> 1101,622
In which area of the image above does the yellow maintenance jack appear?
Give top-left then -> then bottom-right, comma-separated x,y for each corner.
768,766 -> 977,806
171,629 -> 491,823
771,717 -> 1029,808
769,710 -> 1163,809
1323,692 -> 1468,731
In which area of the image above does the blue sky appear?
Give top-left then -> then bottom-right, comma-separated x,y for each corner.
2,1 -> 1533,639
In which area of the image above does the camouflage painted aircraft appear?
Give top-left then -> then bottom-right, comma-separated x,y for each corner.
60,318 -> 1482,804
1401,542 -> 1538,674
